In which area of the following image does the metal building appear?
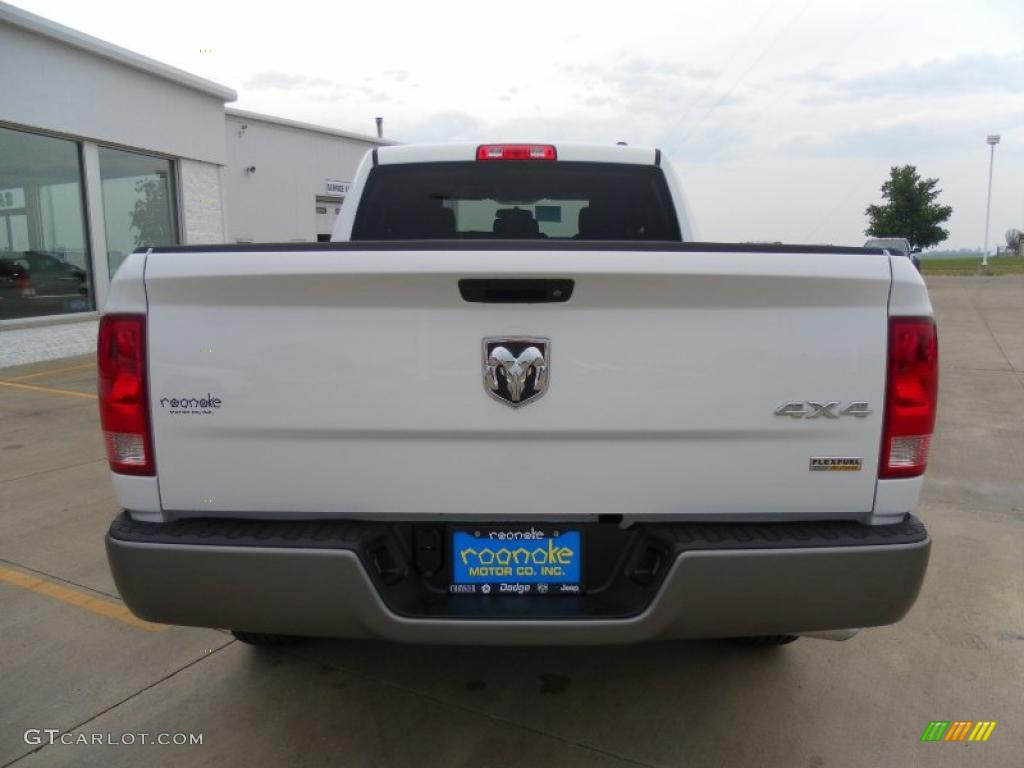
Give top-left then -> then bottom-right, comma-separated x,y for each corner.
224,109 -> 386,244
0,2 -> 389,360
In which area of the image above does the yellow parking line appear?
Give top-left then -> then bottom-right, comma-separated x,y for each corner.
0,565 -> 166,632
3,362 -> 95,382
0,380 -> 97,400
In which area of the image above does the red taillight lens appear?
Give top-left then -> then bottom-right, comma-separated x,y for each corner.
476,144 -> 557,161
97,314 -> 153,475
880,317 -> 938,479
14,273 -> 35,296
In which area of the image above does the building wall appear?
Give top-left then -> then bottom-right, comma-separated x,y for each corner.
1,6 -> 392,336
179,159 -> 227,245
1,12 -> 232,327
0,22 -> 227,164
224,114 -> 381,242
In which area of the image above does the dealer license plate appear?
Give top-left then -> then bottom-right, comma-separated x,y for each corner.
449,526 -> 582,596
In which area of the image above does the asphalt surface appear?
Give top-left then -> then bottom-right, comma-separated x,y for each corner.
1,276 -> 1022,768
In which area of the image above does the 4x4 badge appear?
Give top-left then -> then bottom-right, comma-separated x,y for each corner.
483,337 -> 549,408
775,401 -> 872,419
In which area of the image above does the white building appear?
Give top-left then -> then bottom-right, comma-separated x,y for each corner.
224,109 -> 385,244
0,1 -> 389,357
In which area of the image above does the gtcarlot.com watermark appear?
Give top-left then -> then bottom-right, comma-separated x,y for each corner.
24,729 -> 203,747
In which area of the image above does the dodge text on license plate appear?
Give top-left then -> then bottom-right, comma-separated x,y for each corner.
449,527 -> 582,596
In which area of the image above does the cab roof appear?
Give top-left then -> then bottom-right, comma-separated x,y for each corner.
375,142 -> 661,166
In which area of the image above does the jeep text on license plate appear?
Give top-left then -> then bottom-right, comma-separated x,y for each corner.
449,527 -> 582,596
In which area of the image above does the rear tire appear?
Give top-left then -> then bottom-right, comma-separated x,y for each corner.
231,630 -> 300,646
729,634 -> 800,647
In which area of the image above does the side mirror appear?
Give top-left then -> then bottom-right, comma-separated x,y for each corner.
911,247 -> 922,254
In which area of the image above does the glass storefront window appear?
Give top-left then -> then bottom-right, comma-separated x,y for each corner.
99,147 -> 178,277
0,127 -> 92,321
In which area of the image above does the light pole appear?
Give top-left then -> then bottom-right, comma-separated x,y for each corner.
983,134 -> 1001,267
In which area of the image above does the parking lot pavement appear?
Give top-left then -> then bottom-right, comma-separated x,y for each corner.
1,277 -> 1022,768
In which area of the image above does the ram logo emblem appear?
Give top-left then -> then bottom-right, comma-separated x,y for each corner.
483,337 -> 550,408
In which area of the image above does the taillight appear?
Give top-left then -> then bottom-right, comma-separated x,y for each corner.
879,317 -> 938,479
476,144 -> 556,161
97,314 -> 154,475
14,273 -> 34,296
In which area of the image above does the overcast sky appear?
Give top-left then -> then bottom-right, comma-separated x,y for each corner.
17,0 -> 1024,248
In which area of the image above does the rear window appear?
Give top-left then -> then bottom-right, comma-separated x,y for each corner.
865,238 -> 909,253
351,161 -> 681,241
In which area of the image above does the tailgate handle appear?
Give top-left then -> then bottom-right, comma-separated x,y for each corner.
458,279 -> 574,303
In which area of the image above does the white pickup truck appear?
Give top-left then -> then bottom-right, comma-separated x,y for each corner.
102,143 -> 936,647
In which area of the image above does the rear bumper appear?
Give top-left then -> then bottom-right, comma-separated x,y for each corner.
106,515 -> 930,644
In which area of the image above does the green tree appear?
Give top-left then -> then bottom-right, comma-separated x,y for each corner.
865,165 -> 952,250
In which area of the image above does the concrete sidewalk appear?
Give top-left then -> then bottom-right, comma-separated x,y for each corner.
0,277 -> 1021,767
0,318 -> 99,368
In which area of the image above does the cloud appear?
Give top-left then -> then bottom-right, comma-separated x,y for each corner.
798,53 -> 1024,103
384,56 -> 747,162
564,56 -> 741,129
781,121 -> 974,158
659,120 -> 752,164
399,110 -> 486,143
244,71 -> 333,90
686,67 -> 718,80
359,84 -> 392,102
244,70 -> 369,103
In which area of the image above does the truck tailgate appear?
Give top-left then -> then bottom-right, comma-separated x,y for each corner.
144,247 -> 891,519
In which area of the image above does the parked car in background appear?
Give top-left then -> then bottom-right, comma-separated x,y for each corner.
865,237 -> 921,271
0,258 -> 36,318
0,251 -> 90,318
